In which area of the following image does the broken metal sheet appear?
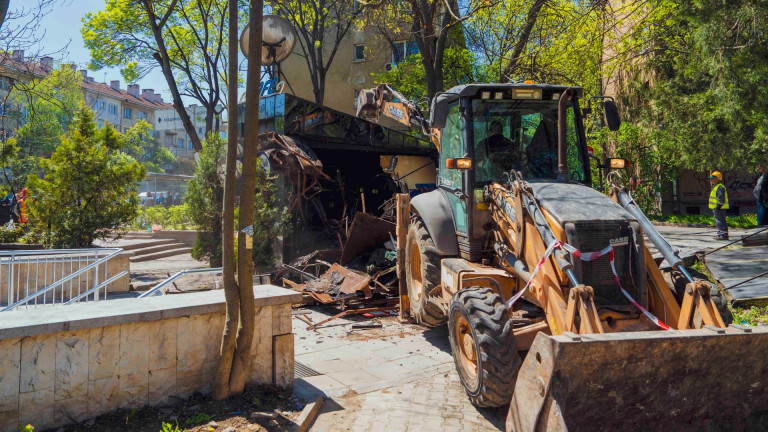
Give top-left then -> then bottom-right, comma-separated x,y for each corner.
288,263 -> 373,303
341,212 -> 396,264
305,263 -> 372,298
258,132 -> 330,180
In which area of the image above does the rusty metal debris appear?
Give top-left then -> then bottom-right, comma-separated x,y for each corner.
341,212 -> 396,264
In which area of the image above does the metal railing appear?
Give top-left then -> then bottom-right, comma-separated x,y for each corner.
139,268 -> 223,298
0,248 -> 126,311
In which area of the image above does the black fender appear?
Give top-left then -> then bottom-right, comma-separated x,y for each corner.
410,189 -> 459,256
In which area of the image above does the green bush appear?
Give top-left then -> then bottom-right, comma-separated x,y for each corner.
167,204 -> 191,230
0,224 -> 23,243
185,135 -> 225,266
27,106 -> 146,247
655,214 -> 758,229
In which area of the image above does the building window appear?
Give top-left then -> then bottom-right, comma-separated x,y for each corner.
138,111 -> 147,121
98,119 -> 104,128
98,101 -> 105,111
177,138 -> 184,148
393,41 -> 419,64
123,107 -> 132,119
188,141 -> 194,150
0,77 -> 10,91
109,104 -> 117,115
354,44 -> 365,62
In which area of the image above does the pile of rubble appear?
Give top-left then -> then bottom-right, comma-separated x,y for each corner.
274,211 -> 401,328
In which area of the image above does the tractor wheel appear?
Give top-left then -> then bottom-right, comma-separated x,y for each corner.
448,286 -> 522,408
405,218 -> 447,327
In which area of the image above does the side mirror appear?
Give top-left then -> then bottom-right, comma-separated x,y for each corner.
429,92 -> 459,129
446,158 -> 472,170
603,99 -> 621,131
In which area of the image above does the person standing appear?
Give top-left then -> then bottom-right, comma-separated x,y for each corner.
709,171 -> 729,240
754,166 -> 768,227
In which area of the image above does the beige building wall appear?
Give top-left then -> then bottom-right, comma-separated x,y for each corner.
280,27 -> 394,115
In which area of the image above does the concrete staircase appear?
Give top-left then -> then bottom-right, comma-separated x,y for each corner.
120,234 -> 193,262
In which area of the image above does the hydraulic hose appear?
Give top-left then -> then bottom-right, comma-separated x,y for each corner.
614,188 -> 693,283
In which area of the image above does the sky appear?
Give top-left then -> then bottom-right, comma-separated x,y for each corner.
32,0 -> 170,99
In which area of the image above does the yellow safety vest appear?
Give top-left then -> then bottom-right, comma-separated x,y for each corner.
709,183 -> 729,210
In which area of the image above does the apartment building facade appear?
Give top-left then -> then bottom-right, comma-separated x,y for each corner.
79,72 -> 171,132
154,104 -> 227,165
279,27 -> 418,116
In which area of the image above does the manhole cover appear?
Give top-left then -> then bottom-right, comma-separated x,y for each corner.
295,361 -> 322,378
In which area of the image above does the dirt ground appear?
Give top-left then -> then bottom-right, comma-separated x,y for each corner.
45,386 -> 302,432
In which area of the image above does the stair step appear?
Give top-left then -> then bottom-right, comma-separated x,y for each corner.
129,247 -> 193,262
123,232 -> 154,239
130,242 -> 186,257
119,239 -> 178,251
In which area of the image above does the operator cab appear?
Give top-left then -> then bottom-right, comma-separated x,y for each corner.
430,84 -> 592,260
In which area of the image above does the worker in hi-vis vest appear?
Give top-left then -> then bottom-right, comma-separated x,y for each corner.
709,171 -> 729,240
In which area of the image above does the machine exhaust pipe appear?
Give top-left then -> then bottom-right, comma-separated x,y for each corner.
557,88 -> 574,181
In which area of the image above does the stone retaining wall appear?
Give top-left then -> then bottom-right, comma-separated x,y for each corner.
0,285 -> 300,431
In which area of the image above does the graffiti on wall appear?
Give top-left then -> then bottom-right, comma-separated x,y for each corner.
681,169 -> 760,207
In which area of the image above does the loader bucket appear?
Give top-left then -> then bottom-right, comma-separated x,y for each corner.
507,326 -> 768,432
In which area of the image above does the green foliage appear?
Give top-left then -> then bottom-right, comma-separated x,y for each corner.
732,306 -> 768,327
184,412 -> 211,426
373,47 -> 476,109
82,0 -> 229,139
0,223 -> 23,243
617,0 -> 768,170
249,164 -> 290,267
590,123 -> 675,218
185,135 -> 225,266
122,120 -> 176,173
26,105 -> 146,247
0,138 -> 36,192
9,68 -> 83,157
160,422 -> 185,432
132,205 -> 192,230
654,214 -> 758,230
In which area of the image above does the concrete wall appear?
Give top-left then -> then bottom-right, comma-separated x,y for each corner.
280,27 -> 392,116
0,285 -> 299,431
152,230 -> 198,247
0,252 -> 131,305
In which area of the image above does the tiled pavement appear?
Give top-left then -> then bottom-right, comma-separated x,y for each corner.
291,308 -> 504,431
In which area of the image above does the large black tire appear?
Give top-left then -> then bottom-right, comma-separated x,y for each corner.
448,287 -> 522,407
404,218 -> 447,327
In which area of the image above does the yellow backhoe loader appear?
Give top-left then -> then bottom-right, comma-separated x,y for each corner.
357,83 -> 768,431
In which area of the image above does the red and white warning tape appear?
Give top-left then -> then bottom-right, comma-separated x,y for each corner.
505,240 -> 670,331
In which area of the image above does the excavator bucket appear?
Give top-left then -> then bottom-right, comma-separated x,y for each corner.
507,326 -> 768,432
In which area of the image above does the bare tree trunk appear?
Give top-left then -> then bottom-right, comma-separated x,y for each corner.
213,0 -> 242,401
228,0 -> 263,394
140,0 -> 205,152
0,0 -> 9,31
501,0 -> 547,81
